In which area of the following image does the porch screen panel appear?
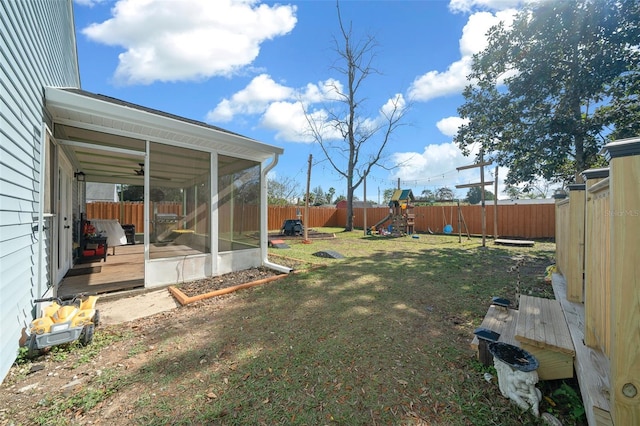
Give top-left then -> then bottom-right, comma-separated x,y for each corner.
218,155 -> 260,252
149,143 -> 211,258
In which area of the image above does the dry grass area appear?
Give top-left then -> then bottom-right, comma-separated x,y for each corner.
0,229 -> 586,425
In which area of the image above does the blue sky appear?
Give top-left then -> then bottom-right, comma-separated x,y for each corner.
73,0 -> 527,202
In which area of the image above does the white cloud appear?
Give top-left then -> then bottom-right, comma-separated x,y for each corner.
81,0 -> 297,85
74,0 -> 108,6
260,101 -> 312,142
407,9 -> 517,102
407,57 -> 472,103
385,140 -> 518,199
207,74 -> 402,144
437,116 -> 469,137
207,75 -> 344,124
391,141 -> 475,187
381,94 -> 407,119
449,0 -> 522,14
459,11 -> 499,57
206,74 -> 294,122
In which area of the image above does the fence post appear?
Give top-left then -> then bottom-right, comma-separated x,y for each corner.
554,193 -> 569,278
581,168 -> 610,349
602,137 -> 640,425
565,184 -> 586,303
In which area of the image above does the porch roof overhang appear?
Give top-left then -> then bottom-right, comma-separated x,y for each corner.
45,87 -> 283,187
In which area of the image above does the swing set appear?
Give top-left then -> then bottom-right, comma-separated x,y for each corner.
441,201 -> 470,241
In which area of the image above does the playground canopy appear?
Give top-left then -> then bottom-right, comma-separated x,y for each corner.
390,189 -> 415,208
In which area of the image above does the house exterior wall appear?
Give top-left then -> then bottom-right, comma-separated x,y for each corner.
0,0 -> 80,382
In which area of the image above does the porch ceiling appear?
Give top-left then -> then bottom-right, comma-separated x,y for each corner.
45,87 -> 283,187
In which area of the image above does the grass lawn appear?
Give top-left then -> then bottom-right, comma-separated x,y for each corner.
2,228 -> 586,425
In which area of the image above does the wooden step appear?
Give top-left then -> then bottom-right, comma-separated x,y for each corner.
515,295 -> 575,380
471,305 -> 519,350
494,238 -> 535,247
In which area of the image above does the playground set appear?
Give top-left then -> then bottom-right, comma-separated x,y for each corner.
369,189 -> 476,240
369,189 -> 416,237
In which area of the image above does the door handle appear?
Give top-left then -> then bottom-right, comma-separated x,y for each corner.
64,225 -> 70,229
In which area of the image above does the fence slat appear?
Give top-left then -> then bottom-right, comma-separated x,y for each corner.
86,202 -> 556,238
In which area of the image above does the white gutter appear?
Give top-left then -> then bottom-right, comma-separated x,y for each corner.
260,153 -> 292,274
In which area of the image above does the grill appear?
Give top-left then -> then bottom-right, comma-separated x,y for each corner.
153,213 -> 180,242
281,219 -> 303,236
155,213 -> 179,223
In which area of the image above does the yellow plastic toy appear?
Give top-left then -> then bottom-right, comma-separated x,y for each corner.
544,265 -> 557,283
25,293 -> 100,358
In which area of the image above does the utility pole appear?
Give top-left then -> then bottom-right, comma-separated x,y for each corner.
303,154 -> 312,243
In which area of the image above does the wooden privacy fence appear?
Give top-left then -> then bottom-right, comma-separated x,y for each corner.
87,202 -> 555,238
87,202 -> 260,235
554,137 -> 640,425
86,202 -> 181,233
346,204 -> 555,238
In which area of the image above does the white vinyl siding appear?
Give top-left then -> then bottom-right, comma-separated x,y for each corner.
0,0 -> 80,383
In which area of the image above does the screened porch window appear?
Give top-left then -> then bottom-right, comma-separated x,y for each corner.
218,155 -> 260,252
149,142 -> 211,259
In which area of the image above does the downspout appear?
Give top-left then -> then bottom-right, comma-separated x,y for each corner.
261,153 -> 292,274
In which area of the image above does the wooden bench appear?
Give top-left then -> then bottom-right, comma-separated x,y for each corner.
515,295 -> 575,380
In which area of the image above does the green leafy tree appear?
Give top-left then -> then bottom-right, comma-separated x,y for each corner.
303,2 -> 408,231
596,74 -> 640,140
435,186 -> 454,202
334,194 -> 346,204
268,176 -> 301,206
504,185 -> 523,200
505,179 -> 554,199
311,186 -> 326,205
120,185 -> 143,201
420,189 -> 435,203
120,185 -> 184,202
456,0 -> 640,187
465,186 -> 494,204
382,188 -> 395,205
326,187 -> 336,204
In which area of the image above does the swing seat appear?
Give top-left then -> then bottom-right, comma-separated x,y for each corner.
441,204 -> 455,234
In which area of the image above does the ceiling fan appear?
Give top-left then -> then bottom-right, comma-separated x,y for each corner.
134,163 -> 145,176
133,163 -> 172,180
106,163 -> 171,181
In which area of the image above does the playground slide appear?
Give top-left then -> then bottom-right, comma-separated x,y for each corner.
373,213 -> 393,229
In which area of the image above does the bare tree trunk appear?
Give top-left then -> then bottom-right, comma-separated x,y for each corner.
302,1 -> 407,230
345,184 -> 354,231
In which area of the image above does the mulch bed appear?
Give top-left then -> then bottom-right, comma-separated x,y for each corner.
177,267 -> 282,298
268,229 -> 336,240
176,256 -> 313,298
